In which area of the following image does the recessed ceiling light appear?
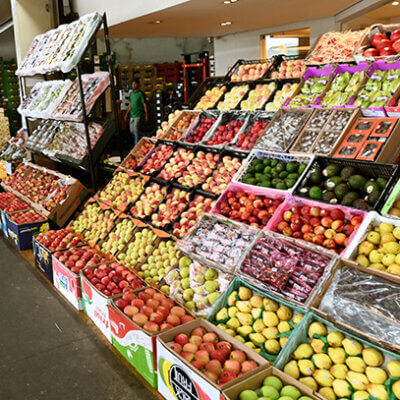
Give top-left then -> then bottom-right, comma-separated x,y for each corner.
223,0 -> 238,4
393,1 -> 399,5
221,21 -> 232,26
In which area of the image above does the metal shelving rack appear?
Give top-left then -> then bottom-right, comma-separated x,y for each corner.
18,13 -> 121,192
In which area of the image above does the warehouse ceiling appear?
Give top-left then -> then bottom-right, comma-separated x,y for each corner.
107,0 -> 361,37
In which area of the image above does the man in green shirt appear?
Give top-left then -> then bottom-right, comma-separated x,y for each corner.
124,79 -> 148,145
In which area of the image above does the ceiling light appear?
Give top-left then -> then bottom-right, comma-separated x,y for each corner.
155,20 -> 162,23
223,0 -> 238,4
221,21 -> 232,26
393,1 -> 399,5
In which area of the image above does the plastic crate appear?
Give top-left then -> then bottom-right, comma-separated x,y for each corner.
225,57 -> 278,82
233,149 -> 314,194
181,110 -> 221,144
293,156 -> 399,211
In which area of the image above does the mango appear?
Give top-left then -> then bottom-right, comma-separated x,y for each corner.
333,379 -> 352,397
284,360 -> 300,379
278,321 -> 292,333
392,380 -> 400,400
294,343 -> 314,360
237,325 -> 252,337
249,332 -> 265,346
227,291 -> 237,306
252,319 -> 265,333
352,391 -> 369,400
328,347 -> 346,364
280,337 -> 289,348
314,369 -> 334,387
298,359 -> 315,376
388,360 -> 400,377
238,286 -> 252,300
228,306 -> 239,318
293,314 -> 304,324
227,317 -> 240,330
263,298 -> 278,311
313,353 -> 332,369
249,295 -> 263,308
346,371 -> 368,390
311,338 -> 326,353
237,312 -> 252,326
345,356 -> 366,373
366,384 -> 388,400
277,306 -> 293,321
236,300 -> 252,313
365,367 -> 387,384
362,348 -> 383,367
265,339 -> 281,354
342,338 -> 363,356
308,321 -> 327,338
263,311 -> 279,327
235,335 -> 245,343
327,331 -> 344,347
245,341 -> 256,350
216,307 -> 228,322
299,377 -> 318,391
251,308 -> 262,319
263,327 -> 278,340
330,364 -> 349,379
318,387 -> 336,400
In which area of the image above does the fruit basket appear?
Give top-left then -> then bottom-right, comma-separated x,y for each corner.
162,110 -> 200,141
267,55 -> 306,80
225,58 -> 275,82
294,156 -> 399,211
266,195 -> 368,257
237,230 -> 337,306
210,182 -> 288,229
343,211 -> 400,284
278,311 -> 400,399
227,111 -> 273,152
178,213 -> 259,274
208,277 -> 306,362
181,110 -> 221,144
255,108 -> 313,152
311,258 -> 400,352
201,111 -> 250,149
188,77 -> 227,110
233,149 -> 314,194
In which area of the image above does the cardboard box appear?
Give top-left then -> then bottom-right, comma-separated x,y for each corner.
310,258 -> 400,353
157,319 -> 268,400
223,366 -> 323,400
0,209 -> 8,237
32,235 -> 55,283
6,210 -> 50,251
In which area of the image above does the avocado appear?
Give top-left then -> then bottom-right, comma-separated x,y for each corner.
342,191 -> 360,206
275,162 -> 285,173
298,163 -> 307,175
276,181 -> 287,190
349,175 -> 367,190
285,178 -> 297,188
286,162 -> 298,173
247,177 -> 257,185
310,167 -> 323,185
322,191 -> 337,204
263,166 -> 272,174
364,180 -> 380,194
323,164 -> 341,178
279,171 -> 289,179
242,173 -> 252,181
255,173 -> 264,182
309,186 -> 323,200
334,183 -> 350,200
272,178 -> 281,187
261,180 -> 272,188
262,158 -> 271,166
377,177 -> 388,190
288,173 -> 299,180
325,176 -> 342,190
271,169 -> 280,178
352,198 -> 370,210
367,191 -> 381,206
271,159 -> 278,168
340,166 -> 356,181
255,163 -> 264,173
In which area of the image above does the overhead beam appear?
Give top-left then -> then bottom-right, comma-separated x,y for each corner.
335,0 -> 391,23
0,18 -> 13,35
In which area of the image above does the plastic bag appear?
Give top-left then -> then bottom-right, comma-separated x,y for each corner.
319,266 -> 400,347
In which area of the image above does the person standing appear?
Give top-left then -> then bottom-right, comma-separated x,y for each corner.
124,79 -> 148,145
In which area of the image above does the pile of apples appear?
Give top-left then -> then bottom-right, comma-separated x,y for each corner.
151,188 -> 190,228
184,118 -> 216,144
363,30 -> 400,58
42,185 -> 71,211
157,148 -> 195,181
177,151 -> 220,188
0,192 -> 28,212
54,246 -> 103,274
274,202 -> 363,253
156,110 -> 182,138
206,120 -> 244,146
169,326 -> 259,385
121,140 -> 155,170
271,59 -> 306,79
82,261 -> 144,297
3,164 -> 30,187
115,287 -> 194,333
214,190 -> 283,228
218,85 -> 249,111
9,209 -> 45,224
117,227 -> 157,268
129,182 -> 168,219
240,83 -> 276,111
172,195 -> 216,238
202,155 -> 243,195
100,218 -> 136,256
165,113 -> 198,141
233,120 -> 269,151
141,144 -> 174,174
35,229 -> 83,251
231,63 -> 269,82
98,172 -> 145,209
195,87 -> 226,110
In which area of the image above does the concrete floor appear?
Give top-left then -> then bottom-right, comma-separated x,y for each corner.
0,237 -> 159,400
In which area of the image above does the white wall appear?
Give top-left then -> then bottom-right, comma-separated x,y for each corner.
214,17 -> 335,75
97,36 -> 213,65
0,28 -> 16,59
72,0 -> 188,27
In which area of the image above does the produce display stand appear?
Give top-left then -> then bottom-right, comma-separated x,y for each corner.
18,13 -> 121,192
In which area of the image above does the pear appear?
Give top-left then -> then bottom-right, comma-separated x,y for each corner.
227,317 -> 240,330
181,277 -> 190,289
263,311 -> 279,327
245,341 -> 256,350
356,255 -> 370,267
393,226 -> 400,240
179,256 -> 192,268
249,332 -> 265,346
379,222 -> 394,234
262,327 -> 278,340
313,353 -> 332,369
265,339 -> 281,354
311,338 -> 326,353
280,337 -> 289,348
216,307 -> 228,322
236,312 -> 252,326
314,369 -> 334,387
346,356 -> 366,373
330,364 -> 349,379
179,266 -> 190,278
185,301 -> 195,311
237,325 -> 252,337
284,360 -> 300,379
280,386 -> 301,400
299,359 -> 315,376
263,298 -> 278,311
293,314 -> 304,324
251,308 -> 262,319
366,384 -> 388,400
392,380 -> 400,400
183,288 -> 194,301
367,231 -> 381,245
204,280 -> 219,293
318,388 -> 336,400
238,286 -> 252,300
365,367 -> 387,384
358,241 -> 375,256
278,321 -> 292,333
308,321 -> 327,338
328,347 -> 346,364
249,295 -> 263,308
263,376 -> 283,391
346,371 -> 369,390
380,232 -> 396,244
342,338 -> 363,356
369,263 -> 386,271
208,292 -> 221,305
235,335 -> 245,343
395,253 -> 400,264
294,343 -> 314,360
277,306 -> 293,321
333,379 -> 352,397
369,250 -> 384,264
252,319 -> 266,333
327,331 -> 344,347
388,264 -> 400,275
299,377 -> 318,391
388,360 -> 400,377
259,386 -> 279,400
236,301 -> 252,313
362,348 -> 383,367
228,306 -> 239,318
227,291 -> 238,306
217,323 -> 227,331
352,391 -> 369,400
382,253 -> 396,266
204,268 -> 218,280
